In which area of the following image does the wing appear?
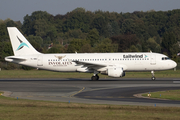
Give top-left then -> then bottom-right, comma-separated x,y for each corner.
73,60 -> 107,70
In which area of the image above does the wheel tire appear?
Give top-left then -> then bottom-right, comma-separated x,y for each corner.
91,76 -> 97,81
91,76 -> 93,80
96,75 -> 99,80
151,77 -> 156,80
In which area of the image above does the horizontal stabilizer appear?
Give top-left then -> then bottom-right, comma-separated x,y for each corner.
5,56 -> 27,62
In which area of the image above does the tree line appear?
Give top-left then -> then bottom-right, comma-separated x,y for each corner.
0,8 -> 180,69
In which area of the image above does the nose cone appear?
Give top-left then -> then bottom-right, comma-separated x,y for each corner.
172,61 -> 177,68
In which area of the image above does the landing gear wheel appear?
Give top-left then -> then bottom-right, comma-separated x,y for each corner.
91,76 -> 97,81
91,75 -> 99,81
151,71 -> 156,81
151,77 -> 156,80
96,75 -> 99,80
91,70 -> 100,81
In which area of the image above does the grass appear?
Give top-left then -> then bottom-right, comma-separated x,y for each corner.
142,90 -> 180,101
0,70 -> 180,119
0,94 -> 180,120
0,69 -> 179,79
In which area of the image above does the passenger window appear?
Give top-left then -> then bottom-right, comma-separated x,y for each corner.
165,57 -> 170,60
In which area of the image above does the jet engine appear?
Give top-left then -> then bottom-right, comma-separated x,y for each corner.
107,67 -> 125,77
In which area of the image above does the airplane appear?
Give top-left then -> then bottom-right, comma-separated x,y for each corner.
5,27 -> 177,80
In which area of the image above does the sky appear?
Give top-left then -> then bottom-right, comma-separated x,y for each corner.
0,0 -> 180,23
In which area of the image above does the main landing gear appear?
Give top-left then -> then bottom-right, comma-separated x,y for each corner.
151,71 -> 156,80
91,70 -> 99,81
91,74 -> 99,81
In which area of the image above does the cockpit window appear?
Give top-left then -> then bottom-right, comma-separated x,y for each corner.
162,57 -> 170,60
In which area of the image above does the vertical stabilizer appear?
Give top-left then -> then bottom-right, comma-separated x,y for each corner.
7,27 -> 40,56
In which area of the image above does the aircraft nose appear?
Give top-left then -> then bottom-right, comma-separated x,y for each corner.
172,61 -> 177,68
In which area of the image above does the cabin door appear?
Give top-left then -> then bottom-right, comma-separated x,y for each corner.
150,54 -> 156,65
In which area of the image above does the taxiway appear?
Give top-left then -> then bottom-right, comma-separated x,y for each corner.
0,78 -> 180,107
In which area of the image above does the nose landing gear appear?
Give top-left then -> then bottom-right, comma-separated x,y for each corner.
151,71 -> 156,80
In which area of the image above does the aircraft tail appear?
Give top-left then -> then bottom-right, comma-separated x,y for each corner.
7,27 -> 40,56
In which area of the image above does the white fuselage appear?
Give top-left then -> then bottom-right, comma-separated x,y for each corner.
5,52 -> 177,72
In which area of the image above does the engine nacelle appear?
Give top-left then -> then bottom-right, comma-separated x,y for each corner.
108,67 -> 125,77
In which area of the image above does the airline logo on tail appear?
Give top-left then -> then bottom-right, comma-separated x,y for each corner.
16,36 -> 29,51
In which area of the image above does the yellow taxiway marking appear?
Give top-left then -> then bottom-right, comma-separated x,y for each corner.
70,87 -> 85,97
84,96 -> 91,98
82,96 -> 129,98
50,96 -> 56,98
95,96 -> 102,98
27,96 -> 33,97
61,96 -> 67,98
118,96 -> 124,98
107,96 -> 114,98
39,96 -> 44,97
